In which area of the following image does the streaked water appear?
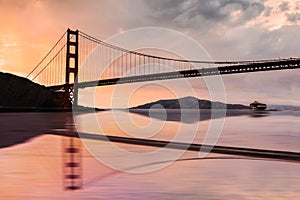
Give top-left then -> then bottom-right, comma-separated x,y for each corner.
0,110 -> 299,199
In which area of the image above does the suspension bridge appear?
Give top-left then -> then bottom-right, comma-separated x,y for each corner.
26,29 -> 300,108
25,29 -> 300,190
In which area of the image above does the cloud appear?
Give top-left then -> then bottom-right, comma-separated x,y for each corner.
286,12 -> 300,22
145,0 -> 265,30
263,6 -> 273,17
279,1 -> 290,12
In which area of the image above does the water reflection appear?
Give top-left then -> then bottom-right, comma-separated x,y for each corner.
249,110 -> 270,118
1,110 -> 298,149
129,109 -> 252,123
0,112 -> 74,149
0,111 -> 300,199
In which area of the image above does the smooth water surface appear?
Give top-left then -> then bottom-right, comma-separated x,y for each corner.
0,110 -> 299,199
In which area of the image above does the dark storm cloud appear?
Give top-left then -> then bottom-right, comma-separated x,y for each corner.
278,2 -> 290,12
131,0 -> 299,63
263,6 -> 273,17
286,13 -> 300,23
145,0 -> 265,29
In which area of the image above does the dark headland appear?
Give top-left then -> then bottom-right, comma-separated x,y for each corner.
0,72 -> 66,111
0,72 -> 106,112
0,72 -> 108,112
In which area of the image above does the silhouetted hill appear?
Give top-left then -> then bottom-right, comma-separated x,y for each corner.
268,105 -> 300,111
0,72 -> 65,108
131,96 -> 249,109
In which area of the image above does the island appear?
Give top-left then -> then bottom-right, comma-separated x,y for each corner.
131,96 -> 249,110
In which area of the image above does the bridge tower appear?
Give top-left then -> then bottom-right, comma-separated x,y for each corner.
65,29 -> 79,108
63,29 -> 82,190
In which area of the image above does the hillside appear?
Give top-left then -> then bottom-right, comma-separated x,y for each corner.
0,72 -> 65,108
131,96 -> 249,109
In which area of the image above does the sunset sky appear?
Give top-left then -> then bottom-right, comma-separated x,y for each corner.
0,0 -> 300,107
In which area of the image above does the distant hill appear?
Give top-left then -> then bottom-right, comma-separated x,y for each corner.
0,72 -> 65,108
131,96 -> 249,109
268,105 -> 300,111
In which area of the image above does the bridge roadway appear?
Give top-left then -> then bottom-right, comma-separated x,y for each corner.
49,58 -> 300,90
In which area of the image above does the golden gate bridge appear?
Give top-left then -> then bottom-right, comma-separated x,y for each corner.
26,29 -> 300,108
25,29 -> 300,190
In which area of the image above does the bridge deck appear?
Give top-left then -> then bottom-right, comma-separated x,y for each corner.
48,59 -> 300,89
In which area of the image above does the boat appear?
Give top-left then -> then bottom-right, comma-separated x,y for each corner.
249,101 -> 267,110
